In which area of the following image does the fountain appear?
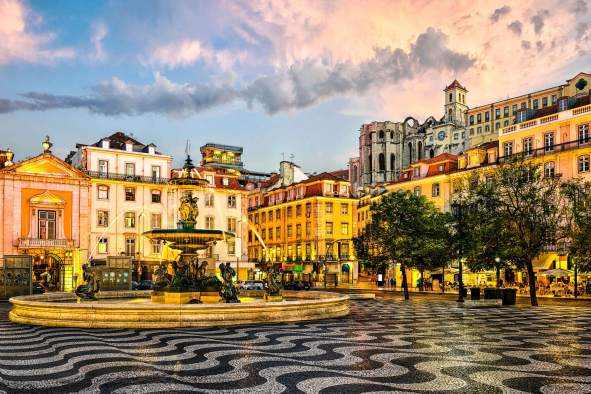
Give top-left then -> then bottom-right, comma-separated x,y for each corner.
8,155 -> 349,328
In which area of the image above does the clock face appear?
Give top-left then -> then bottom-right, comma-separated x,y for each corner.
437,131 -> 446,141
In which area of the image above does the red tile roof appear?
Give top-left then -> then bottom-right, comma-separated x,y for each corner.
444,80 -> 467,91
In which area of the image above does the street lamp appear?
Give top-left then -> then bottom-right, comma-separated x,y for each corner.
451,201 -> 467,303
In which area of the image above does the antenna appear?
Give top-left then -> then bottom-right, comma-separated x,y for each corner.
281,152 -> 285,161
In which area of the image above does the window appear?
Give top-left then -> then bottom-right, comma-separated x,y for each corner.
432,183 -> 440,197
205,174 -> 214,185
495,108 -> 501,119
262,229 -> 266,240
97,210 -> 109,227
470,128 -> 474,136
523,137 -> 533,155
504,120 -> 509,127
151,213 -> 161,229
124,212 -> 136,228
454,133 -> 459,140
477,113 -> 482,123
205,193 -> 214,207
438,164 -> 445,173
261,212 -> 266,223
151,166 -> 161,181
325,202 -> 333,214
469,115 -> 474,125
306,222 -> 311,237
542,97 -> 548,107
533,99 -> 539,110
125,238 -> 135,257
296,224 -> 302,238
341,203 -> 348,215
516,110 -> 528,123
227,239 -> 235,256
276,227 -> 281,240
125,163 -> 135,177
341,243 -> 349,259
151,240 -> 162,255
287,225 -> 292,237
495,122 -> 500,130
97,185 -> 109,200
227,217 -> 237,232
324,183 -> 333,194
227,195 -> 237,208
341,222 -> 348,235
413,186 -> 421,196
254,214 -> 259,224
503,106 -> 509,117
579,124 -> 590,144
485,111 -> 490,122
544,162 -> 555,178
287,206 -> 293,217
521,102 -> 526,109
552,94 -> 557,104
205,216 -> 214,230
558,97 -> 569,112
306,203 -> 312,217
477,126 -> 482,134
222,177 -> 229,186
98,160 -> 108,175
276,209 -> 281,220
503,142 -> 513,157
269,229 -> 273,240
579,155 -> 590,173
97,238 -> 108,254
151,190 -> 161,203
125,187 -> 135,201
326,222 -> 333,236
544,132 -> 554,152
296,204 -> 302,216
512,104 -> 517,114
485,125 -> 490,133
36,211 -> 54,240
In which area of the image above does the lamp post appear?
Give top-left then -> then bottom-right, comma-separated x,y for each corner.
451,201 -> 466,303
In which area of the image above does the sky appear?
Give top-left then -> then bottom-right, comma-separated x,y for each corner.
0,0 -> 590,173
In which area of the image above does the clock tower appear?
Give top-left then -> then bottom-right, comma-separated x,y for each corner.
443,80 -> 468,126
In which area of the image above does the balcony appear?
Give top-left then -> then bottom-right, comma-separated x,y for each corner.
498,139 -> 590,164
501,102 -> 591,136
18,238 -> 75,249
84,170 -> 169,185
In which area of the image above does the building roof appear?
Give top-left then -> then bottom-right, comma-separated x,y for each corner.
329,169 -> 349,181
78,131 -> 163,155
444,80 -> 467,92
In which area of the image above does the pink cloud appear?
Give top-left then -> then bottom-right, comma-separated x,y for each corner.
146,39 -> 247,70
0,0 -> 75,65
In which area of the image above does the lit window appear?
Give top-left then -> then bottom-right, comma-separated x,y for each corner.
341,203 -> 348,215
124,212 -> 136,228
326,222 -> 333,236
222,177 -> 229,186
325,202 -> 333,214
287,225 -> 292,237
341,222 -> 348,235
97,238 -> 108,254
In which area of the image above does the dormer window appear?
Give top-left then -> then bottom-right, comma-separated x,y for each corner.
438,164 -> 445,173
222,177 -> 229,186
125,142 -> 133,152
148,145 -> 155,155
101,140 -> 110,149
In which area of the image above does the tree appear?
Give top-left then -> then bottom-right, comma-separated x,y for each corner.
366,191 -> 447,300
352,223 -> 388,274
575,78 -> 588,92
470,158 -> 562,306
560,178 -> 591,296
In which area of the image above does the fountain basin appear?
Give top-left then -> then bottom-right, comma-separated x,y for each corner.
9,290 -> 350,328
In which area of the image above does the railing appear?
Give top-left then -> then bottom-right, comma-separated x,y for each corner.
18,238 -> 75,248
203,158 -> 244,167
501,102 -> 591,136
498,139 -> 590,164
85,170 -> 169,185
201,143 -> 243,153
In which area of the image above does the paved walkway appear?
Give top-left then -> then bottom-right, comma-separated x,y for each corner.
1,296 -> 591,393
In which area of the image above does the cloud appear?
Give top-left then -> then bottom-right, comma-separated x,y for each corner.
90,22 -> 108,61
489,6 -> 511,23
0,28 -> 474,116
521,40 -> 531,50
530,10 -> 550,35
146,39 -> 247,70
0,0 -> 74,65
507,20 -> 523,35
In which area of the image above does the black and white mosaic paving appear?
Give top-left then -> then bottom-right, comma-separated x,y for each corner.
1,297 -> 591,393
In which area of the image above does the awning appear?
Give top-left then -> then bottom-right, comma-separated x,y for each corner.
540,269 -> 573,277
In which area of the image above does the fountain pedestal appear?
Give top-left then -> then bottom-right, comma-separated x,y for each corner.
264,294 -> 283,302
151,291 -> 221,304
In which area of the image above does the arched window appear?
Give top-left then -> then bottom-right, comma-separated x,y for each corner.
378,153 -> 385,171
417,141 -> 423,160
379,130 -> 384,140
390,131 -> 394,139
448,108 -> 453,121
429,149 -> 435,158
449,93 -> 453,102
390,154 -> 395,171
408,142 -> 413,163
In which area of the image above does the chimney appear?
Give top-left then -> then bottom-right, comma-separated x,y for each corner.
280,161 -> 295,186
101,139 -> 110,149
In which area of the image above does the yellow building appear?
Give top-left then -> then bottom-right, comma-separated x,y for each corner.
248,171 -> 357,285
467,72 -> 591,147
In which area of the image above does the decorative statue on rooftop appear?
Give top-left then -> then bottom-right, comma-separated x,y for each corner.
219,262 -> 240,303
75,264 -> 98,300
178,191 -> 199,229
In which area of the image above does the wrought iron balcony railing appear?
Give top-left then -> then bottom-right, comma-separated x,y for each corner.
85,170 -> 169,185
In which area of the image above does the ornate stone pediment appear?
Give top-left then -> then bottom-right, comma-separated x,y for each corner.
29,190 -> 65,207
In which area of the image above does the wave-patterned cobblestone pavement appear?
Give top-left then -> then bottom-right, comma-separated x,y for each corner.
1,299 -> 591,393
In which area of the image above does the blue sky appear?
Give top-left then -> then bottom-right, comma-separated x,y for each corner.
1,0 -> 590,172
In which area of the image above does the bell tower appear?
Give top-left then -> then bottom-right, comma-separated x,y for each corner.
444,80 -> 468,126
